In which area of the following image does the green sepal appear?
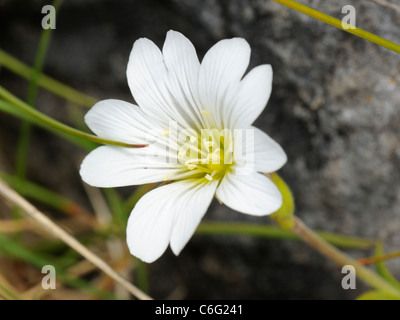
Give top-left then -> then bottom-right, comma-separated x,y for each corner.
269,173 -> 295,230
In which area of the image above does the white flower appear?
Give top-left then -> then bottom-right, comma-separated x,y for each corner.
80,30 -> 287,263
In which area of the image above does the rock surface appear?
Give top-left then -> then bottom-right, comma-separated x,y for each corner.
1,0 -> 399,299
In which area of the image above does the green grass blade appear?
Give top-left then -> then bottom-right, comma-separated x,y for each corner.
103,188 -> 127,227
0,88 -> 147,149
16,0 -> 63,190
135,259 -> 149,294
0,99 -> 96,150
0,49 -> 98,108
0,233 -> 115,299
273,0 -> 400,54
0,171 -> 88,217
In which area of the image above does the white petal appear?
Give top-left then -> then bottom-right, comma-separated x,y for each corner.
80,146 -> 181,188
126,183 -> 180,263
198,38 -> 251,128
251,127 -> 287,173
233,127 -> 287,173
85,99 -> 182,159
85,99 -> 161,145
162,30 -> 204,129
170,180 -> 218,255
126,179 -> 217,263
126,36 -> 194,128
216,171 -> 282,216
227,65 -> 273,129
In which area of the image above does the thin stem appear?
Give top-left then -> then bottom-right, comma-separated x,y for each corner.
0,178 -> 152,300
196,222 -> 374,249
292,217 -> 400,297
273,0 -> 400,54
0,86 -> 147,148
0,49 -> 97,108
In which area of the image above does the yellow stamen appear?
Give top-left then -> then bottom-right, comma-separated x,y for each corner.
207,153 -> 220,162
203,140 -> 214,148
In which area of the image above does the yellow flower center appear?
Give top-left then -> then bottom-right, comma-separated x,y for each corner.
166,128 -> 234,183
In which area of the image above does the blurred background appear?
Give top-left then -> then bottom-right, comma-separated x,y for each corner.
0,0 -> 399,299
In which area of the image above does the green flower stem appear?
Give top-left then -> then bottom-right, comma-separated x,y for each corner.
196,222 -> 374,249
0,49 -> 97,108
0,86 -> 147,149
270,173 -> 295,230
0,99 -> 96,150
273,0 -> 400,54
292,216 -> 400,297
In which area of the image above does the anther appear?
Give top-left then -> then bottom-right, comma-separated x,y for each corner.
203,140 -> 214,148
